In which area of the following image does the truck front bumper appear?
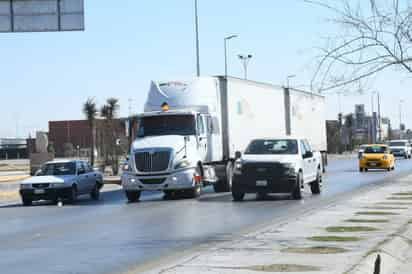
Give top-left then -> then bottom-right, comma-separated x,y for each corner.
122,168 -> 196,192
232,174 -> 298,194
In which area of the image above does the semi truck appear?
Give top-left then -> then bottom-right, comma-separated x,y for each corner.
121,76 -> 327,202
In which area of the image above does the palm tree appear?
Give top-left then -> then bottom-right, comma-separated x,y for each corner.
83,98 -> 97,166
101,98 -> 120,174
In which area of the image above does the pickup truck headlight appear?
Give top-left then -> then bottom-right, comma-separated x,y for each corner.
20,184 -> 31,189
234,160 -> 242,175
174,160 -> 192,170
284,163 -> 296,176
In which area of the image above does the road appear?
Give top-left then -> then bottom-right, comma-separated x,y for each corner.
0,157 -> 411,274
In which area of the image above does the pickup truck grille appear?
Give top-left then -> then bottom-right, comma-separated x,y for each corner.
241,162 -> 288,179
134,151 -> 171,172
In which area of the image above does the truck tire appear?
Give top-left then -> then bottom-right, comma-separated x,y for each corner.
292,172 -> 303,200
125,191 -> 141,203
22,196 -> 32,206
213,162 -> 233,193
184,184 -> 201,199
232,189 -> 245,201
310,168 -> 322,195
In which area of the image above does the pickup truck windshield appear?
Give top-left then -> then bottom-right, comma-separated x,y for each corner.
364,146 -> 387,154
388,142 -> 407,147
245,139 -> 298,155
138,115 -> 196,137
38,162 -> 76,176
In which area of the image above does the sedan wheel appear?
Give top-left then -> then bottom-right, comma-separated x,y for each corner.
67,186 -> 77,204
22,196 -> 32,206
90,184 -> 101,201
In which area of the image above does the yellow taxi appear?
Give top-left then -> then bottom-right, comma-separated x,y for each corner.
359,144 -> 395,172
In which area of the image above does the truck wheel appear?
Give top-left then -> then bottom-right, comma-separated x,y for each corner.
292,173 -> 303,200
67,186 -> 78,204
310,169 -> 322,195
22,196 -> 32,206
232,189 -> 245,202
184,184 -> 201,199
90,183 -> 101,201
125,191 -> 141,203
359,168 -> 364,172
213,162 -> 233,193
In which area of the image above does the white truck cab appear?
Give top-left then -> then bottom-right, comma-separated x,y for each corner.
388,140 -> 411,159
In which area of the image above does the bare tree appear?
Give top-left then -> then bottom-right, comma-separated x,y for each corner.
305,0 -> 412,92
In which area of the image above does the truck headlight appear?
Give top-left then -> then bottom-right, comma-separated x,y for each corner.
20,184 -> 31,189
284,163 -> 296,175
174,160 -> 192,170
234,160 -> 242,175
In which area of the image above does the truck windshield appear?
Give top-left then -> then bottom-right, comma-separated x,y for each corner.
138,115 -> 196,137
245,139 -> 299,155
388,142 -> 407,147
38,162 -> 76,176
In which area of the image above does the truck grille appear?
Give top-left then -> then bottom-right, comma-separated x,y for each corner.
242,162 -> 287,179
134,151 -> 171,172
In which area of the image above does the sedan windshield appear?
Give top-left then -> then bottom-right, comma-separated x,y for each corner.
245,139 -> 298,155
364,146 -> 387,154
38,162 -> 76,176
138,115 -> 196,137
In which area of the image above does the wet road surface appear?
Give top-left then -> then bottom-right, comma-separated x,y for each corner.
1,157 -> 412,274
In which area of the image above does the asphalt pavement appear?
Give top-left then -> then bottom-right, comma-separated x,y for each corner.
1,157 -> 412,274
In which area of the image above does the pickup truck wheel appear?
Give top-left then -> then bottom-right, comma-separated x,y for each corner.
232,189 -> 245,202
125,191 -> 141,203
22,196 -> 32,206
67,186 -> 77,204
213,162 -> 233,193
292,173 -> 303,200
310,169 -> 322,195
90,184 -> 101,201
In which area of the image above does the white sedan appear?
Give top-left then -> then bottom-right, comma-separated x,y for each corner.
19,160 -> 103,206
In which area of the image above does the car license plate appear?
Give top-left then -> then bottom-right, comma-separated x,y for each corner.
369,162 -> 377,166
34,189 -> 45,194
256,180 -> 268,187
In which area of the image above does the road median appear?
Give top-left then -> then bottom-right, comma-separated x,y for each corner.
142,174 -> 412,274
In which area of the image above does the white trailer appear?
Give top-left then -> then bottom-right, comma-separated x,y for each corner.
122,76 -> 327,201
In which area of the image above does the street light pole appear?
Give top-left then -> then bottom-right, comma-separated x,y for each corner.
194,0 -> 200,77
286,74 -> 296,89
238,54 -> 253,79
224,35 -> 238,78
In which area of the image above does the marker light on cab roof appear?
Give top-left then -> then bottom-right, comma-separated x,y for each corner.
161,102 -> 170,112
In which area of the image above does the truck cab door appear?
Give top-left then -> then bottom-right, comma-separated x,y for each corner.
303,140 -> 317,181
196,114 -> 208,161
300,141 -> 311,183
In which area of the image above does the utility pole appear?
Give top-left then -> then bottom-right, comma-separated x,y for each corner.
194,0 -> 200,77
286,74 -> 296,89
238,54 -> 253,80
224,35 -> 238,78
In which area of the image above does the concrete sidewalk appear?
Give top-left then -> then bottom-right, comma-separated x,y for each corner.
142,176 -> 412,274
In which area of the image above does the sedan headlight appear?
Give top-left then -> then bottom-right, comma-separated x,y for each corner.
20,184 -> 31,189
50,183 -> 63,188
174,160 -> 192,170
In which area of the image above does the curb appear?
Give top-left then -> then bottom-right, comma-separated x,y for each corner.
348,222 -> 412,274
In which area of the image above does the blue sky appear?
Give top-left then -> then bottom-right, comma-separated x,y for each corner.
0,0 -> 410,137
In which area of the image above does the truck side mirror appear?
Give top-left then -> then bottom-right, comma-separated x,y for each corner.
235,151 -> 242,159
304,151 -> 313,159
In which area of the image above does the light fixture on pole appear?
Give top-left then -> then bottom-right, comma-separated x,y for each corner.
238,54 -> 253,80
224,35 -> 238,78
286,74 -> 296,89
194,0 -> 200,77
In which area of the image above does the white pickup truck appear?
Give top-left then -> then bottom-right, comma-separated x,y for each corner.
232,137 -> 323,201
